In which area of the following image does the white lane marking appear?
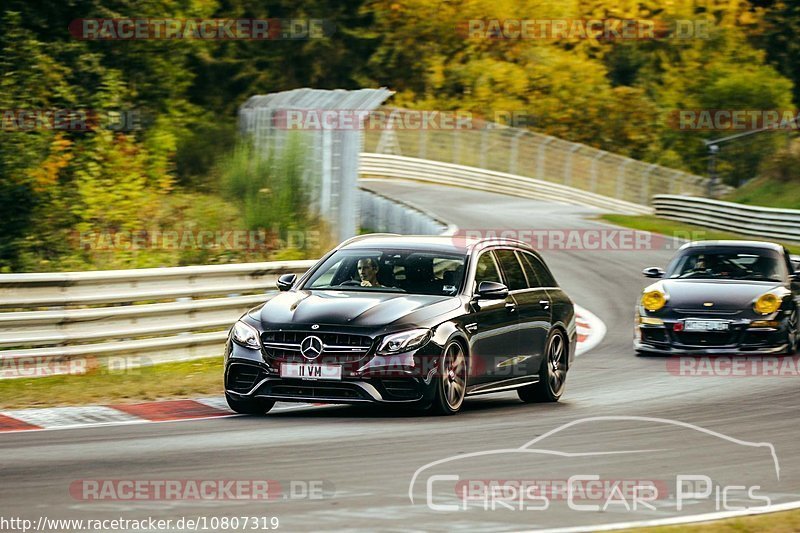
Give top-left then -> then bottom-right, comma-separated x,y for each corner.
4,405 -> 141,428
532,499 -> 800,533
195,397 -> 315,413
574,304 -> 606,357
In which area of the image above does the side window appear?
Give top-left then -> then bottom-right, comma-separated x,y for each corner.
495,249 -> 527,291
474,252 -> 502,288
521,252 -> 558,287
517,251 -> 542,288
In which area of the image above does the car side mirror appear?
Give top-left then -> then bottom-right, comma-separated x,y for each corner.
276,273 -> 296,291
476,281 -> 509,299
642,267 -> 665,278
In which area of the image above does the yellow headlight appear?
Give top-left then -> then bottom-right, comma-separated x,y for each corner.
641,290 -> 666,312
754,293 -> 780,315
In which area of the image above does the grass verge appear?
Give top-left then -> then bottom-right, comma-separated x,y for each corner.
600,214 -> 800,255
627,508 -> 800,532
0,357 -> 223,410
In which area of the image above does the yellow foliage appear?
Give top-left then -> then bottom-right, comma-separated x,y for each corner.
26,134 -> 73,193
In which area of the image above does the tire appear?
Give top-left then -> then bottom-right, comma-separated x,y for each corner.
518,329 -> 567,403
785,311 -> 799,355
431,340 -> 468,415
225,393 -> 275,415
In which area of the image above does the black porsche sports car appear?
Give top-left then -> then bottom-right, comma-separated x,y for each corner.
635,241 -> 800,356
224,234 -> 576,415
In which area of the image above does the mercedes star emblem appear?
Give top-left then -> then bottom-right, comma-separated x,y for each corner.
300,335 -> 324,360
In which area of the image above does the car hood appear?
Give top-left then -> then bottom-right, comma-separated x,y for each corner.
257,290 -> 461,330
661,279 -> 782,310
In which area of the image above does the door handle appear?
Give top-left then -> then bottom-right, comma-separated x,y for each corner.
539,300 -> 550,310
505,302 -> 517,312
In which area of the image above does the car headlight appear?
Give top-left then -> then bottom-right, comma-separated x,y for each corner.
641,290 -> 667,312
232,320 -> 261,349
754,293 -> 781,315
378,328 -> 431,354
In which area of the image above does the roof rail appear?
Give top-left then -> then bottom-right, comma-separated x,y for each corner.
336,233 -> 402,249
467,237 -> 535,250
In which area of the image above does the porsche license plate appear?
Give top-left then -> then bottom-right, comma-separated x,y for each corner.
280,363 -> 342,380
684,320 -> 730,332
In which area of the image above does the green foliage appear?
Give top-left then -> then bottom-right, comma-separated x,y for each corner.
220,136 -> 326,257
1,0 -> 799,271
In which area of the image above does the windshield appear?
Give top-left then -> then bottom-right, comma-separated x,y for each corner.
304,249 -> 467,296
667,250 -> 787,282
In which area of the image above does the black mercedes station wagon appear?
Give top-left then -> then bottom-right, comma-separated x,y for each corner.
224,235 -> 576,415
636,241 -> 800,356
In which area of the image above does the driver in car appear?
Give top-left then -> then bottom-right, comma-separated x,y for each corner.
357,257 -> 384,287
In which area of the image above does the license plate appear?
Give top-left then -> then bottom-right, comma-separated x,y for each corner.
684,320 -> 730,332
280,363 -> 342,381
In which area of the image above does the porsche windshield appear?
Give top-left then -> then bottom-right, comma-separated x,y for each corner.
667,250 -> 786,282
304,249 -> 467,296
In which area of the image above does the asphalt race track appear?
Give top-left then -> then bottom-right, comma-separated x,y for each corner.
1,181 -> 798,532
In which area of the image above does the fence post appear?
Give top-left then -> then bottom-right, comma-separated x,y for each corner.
537,138 -> 555,180
642,164 -> 657,205
669,170 -> 682,195
509,129 -> 525,175
479,128 -> 489,169
616,159 -> 632,200
452,129 -> 462,164
563,144 -> 581,186
590,152 -> 606,193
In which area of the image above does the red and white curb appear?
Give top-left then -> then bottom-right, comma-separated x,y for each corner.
574,304 -> 606,357
0,306 -> 605,434
0,399 -> 318,433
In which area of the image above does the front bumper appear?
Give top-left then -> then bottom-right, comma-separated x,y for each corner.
225,361 -> 436,404
224,336 -> 442,405
635,315 -> 791,355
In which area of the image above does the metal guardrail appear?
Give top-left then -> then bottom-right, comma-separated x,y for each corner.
359,186 -> 450,235
653,195 -> 800,244
0,261 -> 316,375
359,153 -> 654,215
